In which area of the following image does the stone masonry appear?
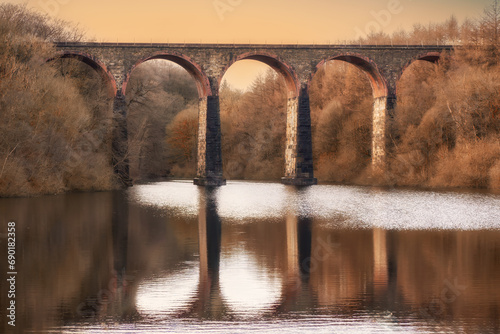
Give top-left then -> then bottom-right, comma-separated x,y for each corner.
55,42 -> 451,186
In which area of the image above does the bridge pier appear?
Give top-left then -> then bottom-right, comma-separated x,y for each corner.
372,93 -> 396,176
282,85 -> 318,186
194,95 -> 226,186
112,93 -> 133,187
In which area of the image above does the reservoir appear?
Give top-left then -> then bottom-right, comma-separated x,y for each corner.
1,181 -> 500,333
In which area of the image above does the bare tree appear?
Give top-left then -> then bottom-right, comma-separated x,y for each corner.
0,3 -> 84,42
480,0 -> 500,46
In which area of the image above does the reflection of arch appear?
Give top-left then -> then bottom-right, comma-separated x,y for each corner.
312,53 -> 388,98
219,52 -> 300,97
398,51 -> 442,86
180,187 -> 286,318
122,52 -> 212,98
48,51 -> 118,97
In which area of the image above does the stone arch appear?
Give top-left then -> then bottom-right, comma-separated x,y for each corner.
219,52 -> 300,98
311,53 -> 388,98
122,52 -> 211,98
397,51 -> 442,90
310,54 -> 391,174
48,51 -> 131,185
48,51 -> 118,98
217,51 -> 310,184
122,52 -> 220,186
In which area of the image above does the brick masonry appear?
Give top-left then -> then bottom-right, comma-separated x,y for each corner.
55,43 -> 451,186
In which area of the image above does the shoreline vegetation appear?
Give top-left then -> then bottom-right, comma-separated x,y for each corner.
1,3 -> 499,197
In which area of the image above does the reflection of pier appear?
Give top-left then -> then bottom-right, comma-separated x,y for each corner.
179,187 -> 231,319
10,185 -> 500,332
270,186 -> 316,314
372,228 -> 398,310
181,186 -> 319,318
109,191 -> 139,320
272,211 -> 315,313
124,186 -> 402,320
112,187 -> 400,320
274,195 -> 400,317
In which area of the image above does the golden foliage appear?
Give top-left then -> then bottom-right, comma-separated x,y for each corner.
0,5 -> 114,197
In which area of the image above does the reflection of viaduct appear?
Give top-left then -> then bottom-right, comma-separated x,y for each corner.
179,188 -> 397,319
54,43 -> 452,186
181,187 -> 316,318
107,189 -> 500,329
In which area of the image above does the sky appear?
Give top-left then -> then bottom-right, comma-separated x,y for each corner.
5,0 -> 493,89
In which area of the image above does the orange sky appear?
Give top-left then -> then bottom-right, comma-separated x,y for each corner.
16,0 -> 489,43
6,0 -> 492,89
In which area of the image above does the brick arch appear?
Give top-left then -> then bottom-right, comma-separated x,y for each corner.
397,51 -> 442,87
219,52 -> 300,98
122,52 -> 212,98
311,53 -> 388,99
47,51 -> 118,97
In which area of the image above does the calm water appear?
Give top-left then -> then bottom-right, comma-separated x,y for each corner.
1,181 -> 500,333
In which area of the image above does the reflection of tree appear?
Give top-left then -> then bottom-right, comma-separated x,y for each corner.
308,225 -> 375,311
4,185 -> 500,333
394,230 -> 500,331
0,192 -> 116,332
74,191 -> 139,322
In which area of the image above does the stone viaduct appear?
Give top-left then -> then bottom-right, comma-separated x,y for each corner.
54,42 -> 452,186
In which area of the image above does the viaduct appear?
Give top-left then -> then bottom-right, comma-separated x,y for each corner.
54,42 -> 452,186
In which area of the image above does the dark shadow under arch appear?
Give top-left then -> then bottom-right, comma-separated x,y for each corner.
398,52 -> 442,86
48,51 -> 118,98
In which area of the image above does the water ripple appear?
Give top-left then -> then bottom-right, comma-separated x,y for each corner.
130,181 -> 500,230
